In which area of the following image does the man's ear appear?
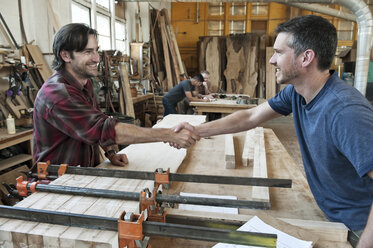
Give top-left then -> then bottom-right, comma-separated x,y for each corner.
60,50 -> 72,63
301,49 -> 315,67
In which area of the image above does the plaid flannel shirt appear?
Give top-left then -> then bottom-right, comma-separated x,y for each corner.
32,70 -> 117,168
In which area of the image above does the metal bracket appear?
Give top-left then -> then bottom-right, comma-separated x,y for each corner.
118,210 -> 151,248
154,168 -> 170,189
139,188 -> 166,223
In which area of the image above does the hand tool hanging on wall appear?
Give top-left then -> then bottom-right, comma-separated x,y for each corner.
0,205 -> 277,247
33,162 -> 292,188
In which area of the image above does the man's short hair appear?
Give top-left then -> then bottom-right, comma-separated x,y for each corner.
52,23 -> 98,71
275,15 -> 337,71
192,73 -> 204,83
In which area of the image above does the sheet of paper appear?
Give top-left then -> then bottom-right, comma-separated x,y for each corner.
178,192 -> 238,214
213,216 -> 313,248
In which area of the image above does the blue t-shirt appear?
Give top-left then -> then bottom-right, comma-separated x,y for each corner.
268,71 -> 373,230
164,79 -> 195,105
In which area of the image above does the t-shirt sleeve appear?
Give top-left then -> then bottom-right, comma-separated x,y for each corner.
332,104 -> 373,177
268,85 -> 294,116
182,80 -> 192,92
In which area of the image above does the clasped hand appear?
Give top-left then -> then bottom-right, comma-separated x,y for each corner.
169,122 -> 199,149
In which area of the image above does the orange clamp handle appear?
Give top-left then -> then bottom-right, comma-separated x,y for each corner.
118,211 -> 146,248
58,164 -> 68,177
154,168 -> 170,187
37,161 -> 50,179
16,176 -> 28,197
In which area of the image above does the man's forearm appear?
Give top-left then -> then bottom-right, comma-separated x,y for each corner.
114,123 -> 174,145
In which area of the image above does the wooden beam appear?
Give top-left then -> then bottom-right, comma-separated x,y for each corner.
119,63 -> 135,118
224,134 -> 235,169
251,127 -> 270,204
26,45 -> 53,83
159,15 -> 173,91
242,129 -> 255,166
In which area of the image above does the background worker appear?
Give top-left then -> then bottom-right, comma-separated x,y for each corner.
175,15 -> 373,247
162,74 -> 209,116
32,23 -> 199,170
196,70 -> 214,99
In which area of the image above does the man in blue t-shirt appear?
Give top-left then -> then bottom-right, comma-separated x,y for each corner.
175,15 -> 373,247
162,74 -> 209,116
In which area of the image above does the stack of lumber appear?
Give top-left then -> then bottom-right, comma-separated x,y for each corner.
198,34 -> 269,97
150,8 -> 184,92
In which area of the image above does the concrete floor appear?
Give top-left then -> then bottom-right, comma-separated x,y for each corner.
261,115 -> 305,176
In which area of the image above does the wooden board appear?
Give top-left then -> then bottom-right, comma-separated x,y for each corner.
224,134 -> 235,169
251,127 -> 270,204
119,63 -> 135,118
159,15 -> 173,91
242,129 -> 255,166
26,45 -> 52,83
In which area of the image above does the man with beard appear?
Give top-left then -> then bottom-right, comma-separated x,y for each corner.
174,15 -> 373,247
33,23 -> 199,169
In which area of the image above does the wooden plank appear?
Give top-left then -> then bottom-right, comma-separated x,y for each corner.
242,129 -> 255,166
26,45 -> 53,83
119,63 -> 135,118
224,134 -> 235,169
159,15 -> 173,91
162,8 -> 184,75
166,209 -> 348,243
266,47 -> 277,100
251,127 -> 270,203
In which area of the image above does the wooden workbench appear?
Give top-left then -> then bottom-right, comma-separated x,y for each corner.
190,99 -> 256,117
0,121 -> 351,247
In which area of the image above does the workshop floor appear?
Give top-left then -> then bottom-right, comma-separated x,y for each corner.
262,115 -> 305,177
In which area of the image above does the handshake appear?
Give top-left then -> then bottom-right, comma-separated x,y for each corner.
168,122 -> 200,149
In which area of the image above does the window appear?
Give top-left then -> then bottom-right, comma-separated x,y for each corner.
231,3 -> 246,16
230,21 -> 245,34
209,3 -> 224,16
208,21 -> 224,36
338,20 -> 354,40
115,20 -> 126,52
71,2 -> 90,25
251,3 -> 268,16
96,13 -> 111,50
96,0 -> 110,10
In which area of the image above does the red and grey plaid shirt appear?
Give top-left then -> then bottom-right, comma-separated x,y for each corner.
32,70 -> 118,168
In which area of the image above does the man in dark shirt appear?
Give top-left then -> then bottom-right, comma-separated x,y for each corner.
33,23 -> 199,169
162,74 -> 208,116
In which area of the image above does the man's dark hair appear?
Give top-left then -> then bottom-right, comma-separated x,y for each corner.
52,23 -> 98,71
192,73 -> 204,83
275,15 -> 337,71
